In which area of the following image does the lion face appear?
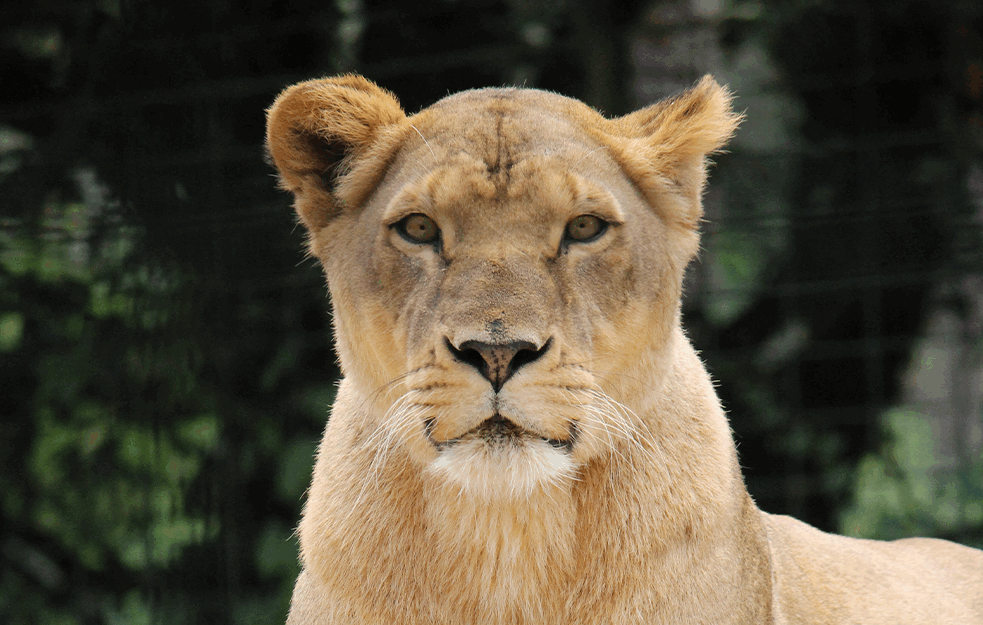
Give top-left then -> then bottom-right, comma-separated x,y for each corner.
266,76 -> 740,500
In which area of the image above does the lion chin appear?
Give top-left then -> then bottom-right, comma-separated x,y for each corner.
266,74 -> 983,625
426,414 -> 578,500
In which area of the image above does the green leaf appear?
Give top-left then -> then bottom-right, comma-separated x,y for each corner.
0,312 -> 24,351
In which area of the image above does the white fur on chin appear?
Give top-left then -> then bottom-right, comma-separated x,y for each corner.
427,438 -> 578,500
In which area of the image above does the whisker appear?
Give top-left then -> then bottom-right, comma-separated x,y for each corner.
579,386 -> 666,481
570,146 -> 605,169
349,368 -> 425,417
559,388 -> 633,473
345,398 -> 428,530
588,388 -> 671,483
410,124 -> 438,165
571,395 -> 630,458
549,355 -> 655,390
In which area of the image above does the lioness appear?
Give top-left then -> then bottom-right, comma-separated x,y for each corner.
265,74 -> 983,624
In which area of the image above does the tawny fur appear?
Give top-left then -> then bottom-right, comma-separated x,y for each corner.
265,74 -> 983,625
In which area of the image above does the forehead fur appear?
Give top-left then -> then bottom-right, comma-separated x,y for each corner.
266,74 -> 740,253
332,80 -> 738,237
332,88 -> 604,212
411,88 -> 604,167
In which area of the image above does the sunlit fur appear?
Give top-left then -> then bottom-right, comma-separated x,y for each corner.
267,75 -> 983,625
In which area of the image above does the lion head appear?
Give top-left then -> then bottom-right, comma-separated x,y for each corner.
267,75 -> 739,501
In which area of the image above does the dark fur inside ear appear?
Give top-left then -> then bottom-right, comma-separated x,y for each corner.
299,135 -> 349,191
265,75 -> 406,230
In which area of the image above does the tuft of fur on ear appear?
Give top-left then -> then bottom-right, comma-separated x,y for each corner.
600,75 -> 742,232
266,74 -> 407,231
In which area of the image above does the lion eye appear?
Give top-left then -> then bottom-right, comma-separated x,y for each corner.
396,213 -> 439,244
565,215 -> 606,242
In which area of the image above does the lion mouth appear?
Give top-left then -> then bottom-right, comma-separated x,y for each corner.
425,414 -> 575,452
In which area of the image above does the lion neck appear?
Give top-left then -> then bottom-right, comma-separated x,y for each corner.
301,329 -> 771,624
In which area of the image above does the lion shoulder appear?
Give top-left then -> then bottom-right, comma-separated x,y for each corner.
764,512 -> 983,624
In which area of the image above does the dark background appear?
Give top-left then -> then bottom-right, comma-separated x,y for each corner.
2,0 -> 982,622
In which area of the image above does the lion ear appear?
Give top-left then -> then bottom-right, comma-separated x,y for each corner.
265,75 -> 406,231
605,76 -> 742,230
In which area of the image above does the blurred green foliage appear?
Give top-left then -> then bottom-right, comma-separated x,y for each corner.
1,164 -> 331,623
841,408 -> 983,548
0,197 -> 311,622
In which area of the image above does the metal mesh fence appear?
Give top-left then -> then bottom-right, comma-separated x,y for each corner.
2,0 -> 981,622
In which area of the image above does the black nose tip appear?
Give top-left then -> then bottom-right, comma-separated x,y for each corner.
446,338 -> 552,391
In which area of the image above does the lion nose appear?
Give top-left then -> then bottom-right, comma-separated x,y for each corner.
447,338 -> 552,392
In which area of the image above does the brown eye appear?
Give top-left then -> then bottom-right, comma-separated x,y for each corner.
397,213 -> 439,244
565,215 -> 606,242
